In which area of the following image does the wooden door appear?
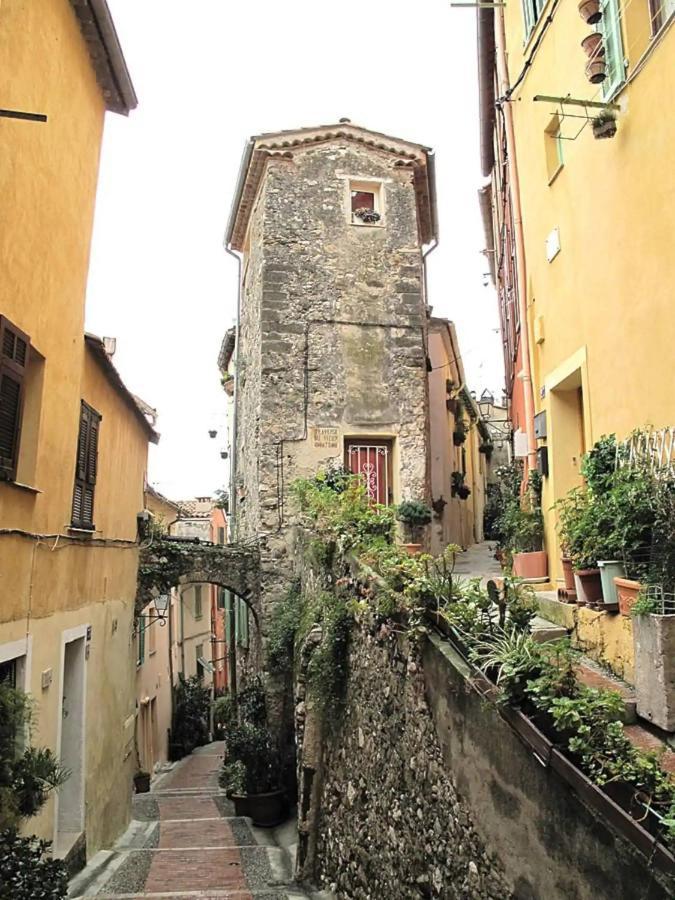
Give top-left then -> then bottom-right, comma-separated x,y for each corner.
345,440 -> 392,506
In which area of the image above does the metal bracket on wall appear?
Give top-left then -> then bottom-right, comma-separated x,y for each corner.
534,94 -> 620,141
0,108 -> 47,123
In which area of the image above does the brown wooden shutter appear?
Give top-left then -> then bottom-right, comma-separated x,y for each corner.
71,401 -> 101,529
0,316 -> 30,481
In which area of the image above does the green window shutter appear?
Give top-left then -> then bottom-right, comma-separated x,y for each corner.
240,600 -> 249,649
224,591 -> 232,645
137,618 -> 146,666
522,0 -> 535,36
600,0 -> 625,97
72,401 -> 101,529
235,597 -> 240,645
0,316 -> 30,482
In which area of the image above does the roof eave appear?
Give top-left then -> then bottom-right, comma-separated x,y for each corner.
70,0 -> 137,115
226,124 -> 438,253
84,334 -> 159,443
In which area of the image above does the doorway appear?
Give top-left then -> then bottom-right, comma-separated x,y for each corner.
57,635 -> 86,850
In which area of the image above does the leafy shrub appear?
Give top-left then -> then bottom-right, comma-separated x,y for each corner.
0,685 -> 68,831
172,675 -> 210,754
294,475 -> 396,556
396,500 -> 432,526
469,627 -> 545,704
213,694 -> 236,736
237,676 -> 267,727
0,831 -> 68,900
267,584 -> 304,674
221,722 -> 280,794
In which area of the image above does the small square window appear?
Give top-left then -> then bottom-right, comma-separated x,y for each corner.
349,181 -> 383,226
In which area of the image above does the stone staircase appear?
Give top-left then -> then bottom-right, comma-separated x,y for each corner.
68,742 -> 329,900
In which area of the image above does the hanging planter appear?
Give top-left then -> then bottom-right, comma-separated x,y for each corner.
586,58 -> 608,83
581,32 -> 605,58
578,0 -> 602,24
353,207 -> 381,224
452,421 -> 467,446
591,110 -> 617,139
582,32 -> 607,83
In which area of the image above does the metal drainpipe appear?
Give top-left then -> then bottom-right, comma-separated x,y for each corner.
180,588 -> 186,677
225,246 -> 242,544
225,245 -> 242,709
494,6 -> 538,476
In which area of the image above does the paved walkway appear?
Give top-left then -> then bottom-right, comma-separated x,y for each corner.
69,742 -> 319,900
453,541 -> 502,580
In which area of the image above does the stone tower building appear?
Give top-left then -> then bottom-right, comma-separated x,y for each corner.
225,121 -> 438,653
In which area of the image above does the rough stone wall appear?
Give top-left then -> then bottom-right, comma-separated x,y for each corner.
299,625 -> 510,900
234,140 -> 431,655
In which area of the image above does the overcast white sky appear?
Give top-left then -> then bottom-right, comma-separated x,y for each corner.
85,0 -> 504,501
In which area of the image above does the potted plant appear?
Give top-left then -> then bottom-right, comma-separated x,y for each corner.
608,461 -> 658,615
219,721 -> 286,827
353,207 -> 380,224
453,417 -> 467,446
133,769 -> 151,793
591,110 -> 617,140
451,471 -> 471,500
503,474 -> 547,580
578,0 -> 602,24
396,500 -> 432,554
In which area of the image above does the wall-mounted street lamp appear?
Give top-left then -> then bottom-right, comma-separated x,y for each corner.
143,593 -> 170,629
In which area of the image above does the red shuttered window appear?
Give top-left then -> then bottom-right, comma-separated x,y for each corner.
71,401 -> 101,530
0,316 -> 30,481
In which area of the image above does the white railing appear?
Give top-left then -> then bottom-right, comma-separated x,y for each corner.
618,427 -> 675,477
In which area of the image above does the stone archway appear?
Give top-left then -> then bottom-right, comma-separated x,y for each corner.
137,537 -> 262,684
137,538 -> 260,613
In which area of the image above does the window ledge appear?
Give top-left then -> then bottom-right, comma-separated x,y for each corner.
350,220 -> 384,228
0,479 -> 42,495
67,526 -> 96,537
547,163 -> 564,186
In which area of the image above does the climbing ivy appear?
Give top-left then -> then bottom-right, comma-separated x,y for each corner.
136,537 -> 258,618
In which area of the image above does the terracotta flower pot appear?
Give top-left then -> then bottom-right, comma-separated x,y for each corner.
401,543 -> 422,556
578,0 -> 602,24
561,556 -> 575,591
512,551 -> 548,580
586,58 -> 608,84
575,568 -> 603,606
581,32 -> 605,59
614,577 -> 641,616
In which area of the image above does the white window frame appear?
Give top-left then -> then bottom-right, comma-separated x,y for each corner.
347,179 -> 385,228
522,0 -> 547,38
598,0 -> 625,98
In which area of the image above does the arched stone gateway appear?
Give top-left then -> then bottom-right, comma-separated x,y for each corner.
137,536 -> 261,634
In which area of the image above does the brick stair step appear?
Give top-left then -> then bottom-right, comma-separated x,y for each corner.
575,660 -> 637,723
530,615 -> 567,644
624,724 -> 675,775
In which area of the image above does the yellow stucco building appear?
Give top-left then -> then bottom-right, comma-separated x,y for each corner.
0,0 -> 153,865
428,318 -> 491,553
479,0 -> 675,588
